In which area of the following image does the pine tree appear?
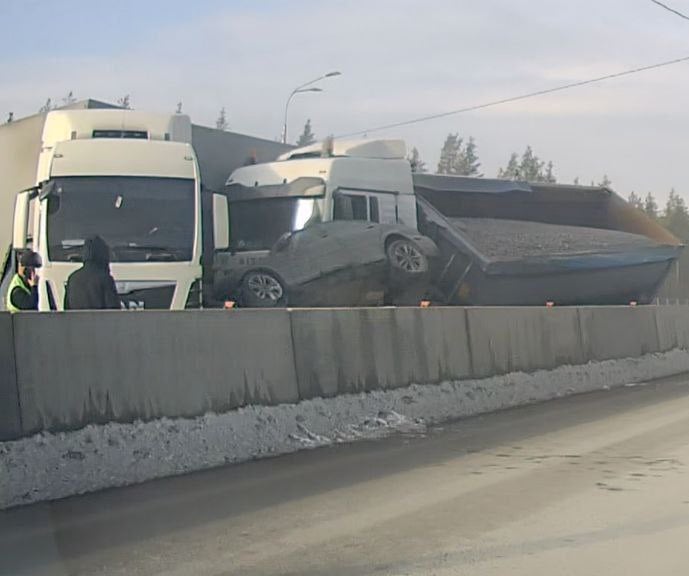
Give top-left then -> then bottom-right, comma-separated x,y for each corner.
644,192 -> 658,218
457,137 -> 482,176
437,133 -> 462,174
544,161 -> 556,183
498,152 -> 520,180
519,146 -> 544,181
661,188 -> 689,241
499,146 -> 556,182
215,107 -> 229,131
407,147 -> 427,173
296,119 -> 316,146
628,191 -> 643,210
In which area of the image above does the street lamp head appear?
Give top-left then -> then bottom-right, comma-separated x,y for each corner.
325,71 -> 341,78
296,87 -> 323,94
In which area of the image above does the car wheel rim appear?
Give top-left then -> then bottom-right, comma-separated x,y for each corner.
247,274 -> 283,301
392,243 -> 424,272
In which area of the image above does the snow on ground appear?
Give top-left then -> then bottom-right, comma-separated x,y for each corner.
3,349 -> 689,510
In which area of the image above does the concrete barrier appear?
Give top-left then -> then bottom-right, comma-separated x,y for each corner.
655,305 -> 689,351
290,307 -> 472,399
4,304 -> 686,438
577,306 -> 661,361
466,307 -> 584,378
13,310 -> 299,434
7,304 -> 689,508
0,313 -> 21,440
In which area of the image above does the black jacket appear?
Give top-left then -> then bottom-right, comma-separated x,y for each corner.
64,263 -> 121,310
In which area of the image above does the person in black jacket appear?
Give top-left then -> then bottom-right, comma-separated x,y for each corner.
64,236 -> 121,310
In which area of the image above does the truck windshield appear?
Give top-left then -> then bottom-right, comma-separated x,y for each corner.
229,197 -> 321,251
46,176 -> 195,263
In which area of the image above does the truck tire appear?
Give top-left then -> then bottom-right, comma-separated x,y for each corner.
240,270 -> 287,307
386,238 -> 428,275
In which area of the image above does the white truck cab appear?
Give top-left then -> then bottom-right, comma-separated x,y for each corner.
11,110 -> 203,310
224,139 -> 418,263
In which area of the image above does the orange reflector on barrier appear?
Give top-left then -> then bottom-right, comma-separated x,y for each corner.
224,301 -> 236,309
420,300 -> 431,308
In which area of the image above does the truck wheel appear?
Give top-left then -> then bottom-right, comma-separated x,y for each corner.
386,238 -> 428,274
240,270 -> 286,307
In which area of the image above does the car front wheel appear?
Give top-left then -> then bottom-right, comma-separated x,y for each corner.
386,238 -> 428,274
240,270 -> 287,307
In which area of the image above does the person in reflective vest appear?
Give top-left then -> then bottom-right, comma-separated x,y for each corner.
6,250 -> 42,312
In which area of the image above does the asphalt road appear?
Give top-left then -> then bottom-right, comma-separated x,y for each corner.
3,375 -> 689,576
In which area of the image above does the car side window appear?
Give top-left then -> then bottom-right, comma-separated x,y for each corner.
333,190 -> 393,223
334,194 -> 368,221
369,197 -> 379,223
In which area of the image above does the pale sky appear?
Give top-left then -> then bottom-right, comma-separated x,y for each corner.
3,0 -> 689,204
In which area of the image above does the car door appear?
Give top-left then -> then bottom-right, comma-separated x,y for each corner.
273,223 -> 350,285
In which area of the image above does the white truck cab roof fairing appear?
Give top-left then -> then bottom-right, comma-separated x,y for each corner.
227,139 -> 415,197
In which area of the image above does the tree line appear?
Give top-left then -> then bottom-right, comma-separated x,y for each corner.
627,189 -> 689,242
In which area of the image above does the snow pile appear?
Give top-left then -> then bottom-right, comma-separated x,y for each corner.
3,348 -> 689,509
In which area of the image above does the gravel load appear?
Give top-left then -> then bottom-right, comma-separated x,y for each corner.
448,218 -> 660,260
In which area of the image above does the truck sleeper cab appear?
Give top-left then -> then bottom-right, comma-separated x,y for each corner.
10,110 -> 203,310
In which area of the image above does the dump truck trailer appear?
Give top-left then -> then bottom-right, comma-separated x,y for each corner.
413,174 -> 681,305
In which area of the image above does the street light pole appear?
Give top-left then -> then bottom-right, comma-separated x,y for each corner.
282,71 -> 341,144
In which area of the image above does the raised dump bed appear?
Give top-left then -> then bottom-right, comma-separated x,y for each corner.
414,174 -> 682,306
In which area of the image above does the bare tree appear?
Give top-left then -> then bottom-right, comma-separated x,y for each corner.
62,91 -> 76,106
117,95 -> 131,109
38,98 -> 53,113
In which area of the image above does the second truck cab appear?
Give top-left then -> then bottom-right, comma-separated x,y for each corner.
222,139 -> 417,267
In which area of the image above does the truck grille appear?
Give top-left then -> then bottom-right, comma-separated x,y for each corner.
116,281 -> 176,310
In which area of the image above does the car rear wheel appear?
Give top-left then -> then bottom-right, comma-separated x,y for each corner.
240,271 -> 286,307
386,238 -> 428,274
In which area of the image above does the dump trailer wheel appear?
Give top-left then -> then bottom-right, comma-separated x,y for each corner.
240,270 -> 287,307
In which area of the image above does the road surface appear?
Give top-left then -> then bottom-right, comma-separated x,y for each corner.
2,374 -> 689,575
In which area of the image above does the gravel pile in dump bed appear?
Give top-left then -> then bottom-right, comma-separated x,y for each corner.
448,218 -> 659,260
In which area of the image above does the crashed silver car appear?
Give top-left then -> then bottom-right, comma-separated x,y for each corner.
213,221 -> 438,307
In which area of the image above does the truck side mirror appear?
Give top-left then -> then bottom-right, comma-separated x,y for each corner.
13,191 -> 31,250
212,193 -> 229,251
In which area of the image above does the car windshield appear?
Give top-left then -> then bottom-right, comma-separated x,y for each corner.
46,176 -> 195,262
229,197 -> 321,251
